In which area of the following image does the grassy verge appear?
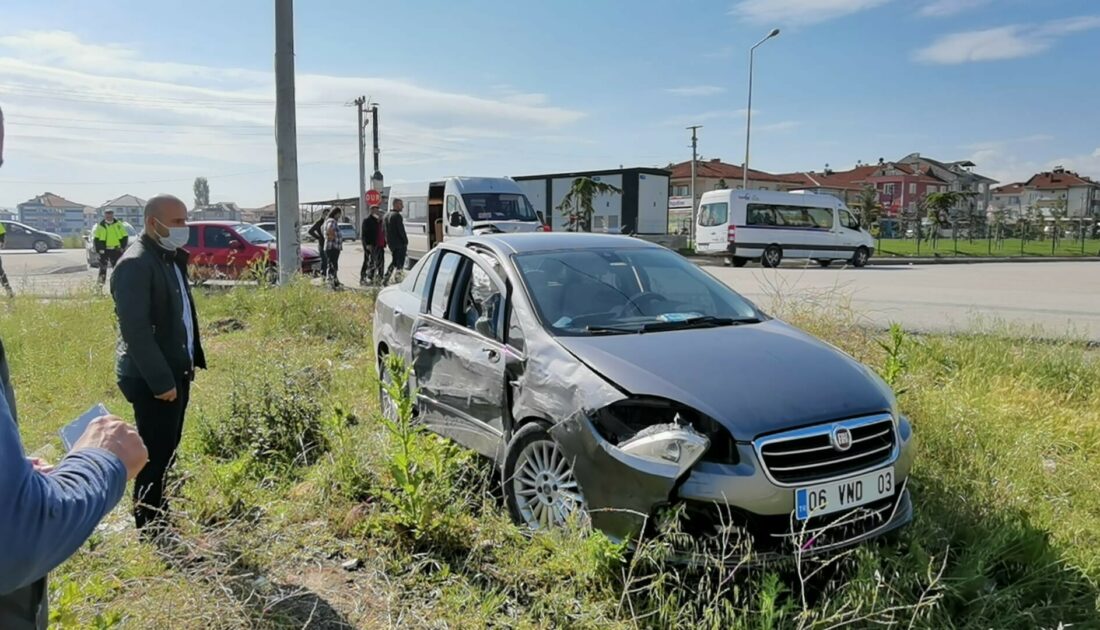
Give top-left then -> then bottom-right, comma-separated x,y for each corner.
0,285 -> 1097,627
877,237 -> 1100,257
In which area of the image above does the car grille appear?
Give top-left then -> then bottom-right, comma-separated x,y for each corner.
754,415 -> 897,486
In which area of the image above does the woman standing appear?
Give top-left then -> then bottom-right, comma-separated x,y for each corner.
322,207 -> 343,288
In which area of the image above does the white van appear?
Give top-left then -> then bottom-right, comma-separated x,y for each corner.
386,177 -> 547,265
695,189 -> 875,268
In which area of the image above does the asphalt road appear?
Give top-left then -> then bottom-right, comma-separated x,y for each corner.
6,247 -> 1099,341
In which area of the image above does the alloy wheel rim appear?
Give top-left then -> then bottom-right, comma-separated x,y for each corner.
767,250 -> 779,266
513,440 -> 586,530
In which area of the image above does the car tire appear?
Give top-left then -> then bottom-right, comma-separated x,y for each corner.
816,259 -> 832,268
502,422 -> 587,532
761,245 -> 782,268
731,257 -> 748,268
33,240 -> 49,254
851,246 -> 870,268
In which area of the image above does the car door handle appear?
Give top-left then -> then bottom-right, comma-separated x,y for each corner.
393,307 -> 403,317
413,336 -> 432,349
482,348 -> 500,363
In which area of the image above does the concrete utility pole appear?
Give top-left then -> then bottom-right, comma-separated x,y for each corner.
354,96 -> 367,229
686,125 -> 702,246
370,103 -> 383,194
274,0 -> 301,285
743,27 -> 780,191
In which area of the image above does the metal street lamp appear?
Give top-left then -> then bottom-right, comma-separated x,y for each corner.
743,27 -> 780,191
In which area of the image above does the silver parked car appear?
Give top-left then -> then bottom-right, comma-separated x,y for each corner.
0,221 -> 65,253
372,233 -> 915,561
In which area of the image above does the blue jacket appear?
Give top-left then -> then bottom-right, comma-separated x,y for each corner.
0,339 -> 127,628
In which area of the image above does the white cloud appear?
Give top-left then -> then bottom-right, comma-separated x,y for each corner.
730,0 -> 891,26
918,0 -> 990,18
665,85 -> 727,96
965,145 -> 1100,185
0,30 -> 585,206
914,15 -> 1100,64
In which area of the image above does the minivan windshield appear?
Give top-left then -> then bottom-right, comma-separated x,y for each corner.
515,247 -> 762,336
462,193 -> 538,222
235,223 -> 275,244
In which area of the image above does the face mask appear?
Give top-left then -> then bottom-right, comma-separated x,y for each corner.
154,218 -> 189,250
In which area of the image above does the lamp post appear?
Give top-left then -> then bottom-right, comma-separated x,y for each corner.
743,28 -> 780,191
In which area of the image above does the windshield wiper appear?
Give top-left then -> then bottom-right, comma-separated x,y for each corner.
584,324 -> 643,335
638,316 -> 759,332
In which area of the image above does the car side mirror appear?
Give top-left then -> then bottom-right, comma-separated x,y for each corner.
536,210 -> 547,225
449,212 -> 467,228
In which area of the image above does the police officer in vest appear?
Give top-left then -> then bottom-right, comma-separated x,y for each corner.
93,210 -> 129,286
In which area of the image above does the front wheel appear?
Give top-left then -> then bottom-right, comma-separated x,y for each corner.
731,256 -> 748,268
33,240 -> 49,254
503,423 -> 587,531
760,245 -> 783,268
851,247 -> 870,268
815,259 -> 832,268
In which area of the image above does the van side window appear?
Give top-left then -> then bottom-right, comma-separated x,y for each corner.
806,207 -> 834,229
840,210 -> 860,230
775,207 -> 811,228
446,195 -> 459,219
698,202 -> 728,227
407,196 -> 429,222
746,204 -> 777,226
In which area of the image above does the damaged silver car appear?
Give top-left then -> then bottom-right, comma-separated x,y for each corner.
372,233 -> 914,560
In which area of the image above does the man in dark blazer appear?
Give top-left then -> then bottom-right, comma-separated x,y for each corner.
111,194 -> 206,534
382,198 -> 408,284
359,204 -> 385,285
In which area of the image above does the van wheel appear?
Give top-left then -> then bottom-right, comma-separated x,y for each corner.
761,245 -> 783,268
851,247 -> 870,268
731,257 -> 748,268
816,259 -> 832,268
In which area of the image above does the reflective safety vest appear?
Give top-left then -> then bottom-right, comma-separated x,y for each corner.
94,221 -> 127,250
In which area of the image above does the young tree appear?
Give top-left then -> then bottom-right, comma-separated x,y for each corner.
193,177 -> 210,209
921,191 -> 971,250
855,185 -> 882,230
1049,199 -> 1068,253
556,177 -> 623,232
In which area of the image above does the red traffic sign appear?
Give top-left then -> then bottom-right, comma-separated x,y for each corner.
365,189 -> 382,207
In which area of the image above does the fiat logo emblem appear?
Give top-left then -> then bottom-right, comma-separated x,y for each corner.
831,427 -> 852,452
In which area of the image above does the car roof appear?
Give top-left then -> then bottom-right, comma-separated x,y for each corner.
451,232 -> 661,256
187,220 -> 242,226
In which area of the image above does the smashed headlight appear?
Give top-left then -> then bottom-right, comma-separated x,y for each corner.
618,421 -> 710,477
592,398 -> 739,466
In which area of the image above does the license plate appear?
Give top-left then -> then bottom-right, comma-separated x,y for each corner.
795,467 -> 894,520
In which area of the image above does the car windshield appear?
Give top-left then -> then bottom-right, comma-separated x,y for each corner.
234,223 -> 275,244
462,193 -> 538,222
514,247 -> 762,336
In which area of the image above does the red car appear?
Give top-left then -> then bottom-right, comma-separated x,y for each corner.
183,221 -> 321,282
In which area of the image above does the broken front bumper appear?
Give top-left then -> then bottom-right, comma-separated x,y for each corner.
550,412 -> 916,559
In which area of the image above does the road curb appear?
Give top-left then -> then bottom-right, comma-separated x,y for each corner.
687,255 -> 1100,267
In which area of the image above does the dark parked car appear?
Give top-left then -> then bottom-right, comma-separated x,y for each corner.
0,220 -> 64,253
372,233 -> 914,561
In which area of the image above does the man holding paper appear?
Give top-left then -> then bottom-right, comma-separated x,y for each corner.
0,338 -> 148,629
111,194 -> 206,533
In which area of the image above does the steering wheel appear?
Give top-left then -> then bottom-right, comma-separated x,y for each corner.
622,291 -> 668,315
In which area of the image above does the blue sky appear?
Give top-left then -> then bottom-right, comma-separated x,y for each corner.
1,0 -> 1099,208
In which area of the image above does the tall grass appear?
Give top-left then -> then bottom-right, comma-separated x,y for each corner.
1,284 -> 1097,628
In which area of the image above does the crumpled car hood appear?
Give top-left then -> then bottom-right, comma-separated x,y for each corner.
554,319 -> 892,440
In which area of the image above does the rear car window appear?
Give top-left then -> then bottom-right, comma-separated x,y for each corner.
430,252 -> 461,318
698,202 -> 728,227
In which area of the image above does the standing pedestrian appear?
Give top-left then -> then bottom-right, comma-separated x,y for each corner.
359,204 -> 385,285
322,207 -> 344,288
383,199 -> 408,284
308,214 -> 328,279
93,210 -> 129,286
110,194 -> 206,536
0,107 -> 10,298
0,222 -> 13,298
0,337 -> 149,630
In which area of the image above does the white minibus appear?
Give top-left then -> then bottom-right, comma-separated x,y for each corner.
695,189 -> 875,267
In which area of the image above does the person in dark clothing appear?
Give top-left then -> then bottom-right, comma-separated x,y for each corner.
322,207 -> 344,288
0,337 -> 148,630
359,204 -> 386,285
308,215 -> 328,278
111,194 -> 206,534
382,199 -> 408,284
